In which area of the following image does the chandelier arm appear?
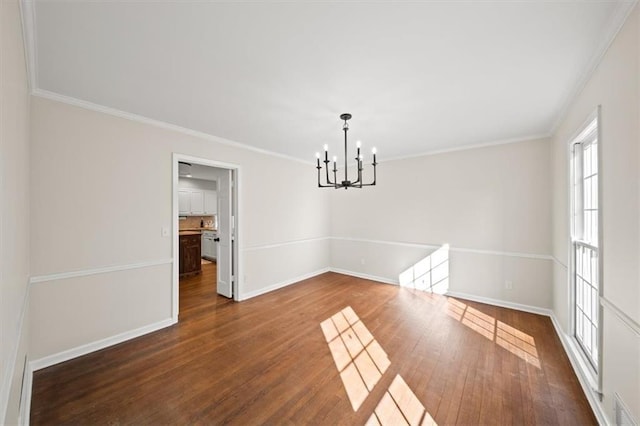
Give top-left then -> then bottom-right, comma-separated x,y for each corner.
354,162 -> 377,187
373,161 -> 377,184
318,159 -> 337,186
324,160 -> 333,184
317,166 -> 335,187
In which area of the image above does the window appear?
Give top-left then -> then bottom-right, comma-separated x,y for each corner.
570,113 -> 600,371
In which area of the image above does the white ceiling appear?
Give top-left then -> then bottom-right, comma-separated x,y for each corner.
30,1 -> 630,161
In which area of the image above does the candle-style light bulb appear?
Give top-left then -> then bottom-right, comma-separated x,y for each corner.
324,144 -> 328,151
315,152 -> 320,158
372,147 -> 377,154
315,152 -> 320,167
356,140 -> 362,148
333,156 -> 337,163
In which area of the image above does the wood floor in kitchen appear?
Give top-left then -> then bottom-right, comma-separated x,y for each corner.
30,266 -> 596,425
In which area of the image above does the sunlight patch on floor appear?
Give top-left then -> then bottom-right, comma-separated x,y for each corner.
444,298 -> 540,368
321,307 -> 437,424
366,375 -> 438,426
320,307 -> 390,411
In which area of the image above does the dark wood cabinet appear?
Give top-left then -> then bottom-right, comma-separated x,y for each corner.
179,234 -> 202,278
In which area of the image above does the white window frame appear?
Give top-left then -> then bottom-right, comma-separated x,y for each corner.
568,106 -> 603,390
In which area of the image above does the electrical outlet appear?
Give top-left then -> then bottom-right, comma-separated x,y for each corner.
505,280 -> 513,290
161,227 -> 170,237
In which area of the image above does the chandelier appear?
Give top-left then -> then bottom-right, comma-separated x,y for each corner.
315,113 -> 378,189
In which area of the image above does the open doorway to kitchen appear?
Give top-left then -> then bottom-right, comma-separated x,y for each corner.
172,154 -> 240,322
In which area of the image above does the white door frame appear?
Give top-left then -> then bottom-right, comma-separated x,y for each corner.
172,153 -> 242,322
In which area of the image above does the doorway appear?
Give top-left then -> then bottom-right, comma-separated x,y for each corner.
172,154 -> 241,321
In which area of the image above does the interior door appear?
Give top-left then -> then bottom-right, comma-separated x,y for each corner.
216,169 -> 233,298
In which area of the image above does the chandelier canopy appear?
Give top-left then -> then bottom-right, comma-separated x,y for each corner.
316,113 -> 377,189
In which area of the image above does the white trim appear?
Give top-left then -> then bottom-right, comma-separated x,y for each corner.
328,268 -> 399,286
445,291 -> 552,317
33,89 -> 312,165
29,318 -> 175,372
29,258 -> 173,284
0,287 -> 29,424
601,297 -> 640,337
238,267 -> 330,301
549,313 -> 609,426
18,0 -> 37,91
567,106 -> 603,388
187,234 -> 551,266
451,246 -> 552,261
550,0 -> 638,135
331,236 -> 553,261
31,88 -> 554,167
172,156 -> 179,321
172,154 -> 243,319
382,133 -> 550,164
243,236 -> 330,251
18,362 -> 32,426
332,236 -> 441,251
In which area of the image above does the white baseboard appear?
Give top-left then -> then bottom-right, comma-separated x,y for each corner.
329,268 -> 399,285
444,291 -> 552,317
549,313 -> 609,426
18,362 -> 32,426
238,267 -> 330,301
30,317 -> 176,371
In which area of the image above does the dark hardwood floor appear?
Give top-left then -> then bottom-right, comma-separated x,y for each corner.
30,266 -> 595,425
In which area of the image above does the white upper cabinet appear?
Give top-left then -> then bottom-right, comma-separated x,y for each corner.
178,190 -> 191,215
189,191 -> 204,214
178,178 -> 217,216
204,190 -> 217,215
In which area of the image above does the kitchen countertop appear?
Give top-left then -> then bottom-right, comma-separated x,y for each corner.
179,228 -> 217,236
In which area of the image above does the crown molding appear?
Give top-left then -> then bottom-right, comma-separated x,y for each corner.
381,133 -> 551,164
549,0 -> 639,136
32,89 -> 313,166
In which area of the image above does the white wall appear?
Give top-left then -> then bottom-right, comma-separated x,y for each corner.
330,138 -> 553,309
0,0 -> 31,423
551,3 -> 640,423
28,96 -> 331,361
